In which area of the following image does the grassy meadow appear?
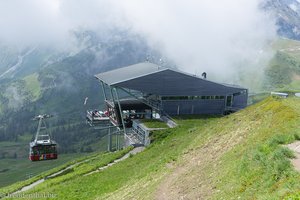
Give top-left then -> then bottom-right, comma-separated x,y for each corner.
1,96 -> 300,199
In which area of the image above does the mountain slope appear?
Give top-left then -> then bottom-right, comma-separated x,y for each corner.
0,30 -> 164,189
0,31 -> 157,157
2,96 -> 300,199
266,0 -> 300,40
264,38 -> 300,90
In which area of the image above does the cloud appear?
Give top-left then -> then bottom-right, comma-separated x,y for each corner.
0,0 -> 65,46
0,0 -> 121,47
0,0 -> 277,89
113,0 -> 277,88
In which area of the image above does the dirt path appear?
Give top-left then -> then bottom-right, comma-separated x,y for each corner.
286,141 -> 300,172
7,147 -> 145,197
85,147 -> 145,176
155,125 -> 251,200
11,157 -> 93,195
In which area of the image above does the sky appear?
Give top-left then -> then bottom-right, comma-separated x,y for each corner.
0,0 -> 277,87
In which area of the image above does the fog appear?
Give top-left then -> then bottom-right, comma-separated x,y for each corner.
114,0 -> 277,88
0,0 -> 277,89
0,0 -> 122,49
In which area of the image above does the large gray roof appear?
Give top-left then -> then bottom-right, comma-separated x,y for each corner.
95,62 -> 167,86
95,62 -> 247,96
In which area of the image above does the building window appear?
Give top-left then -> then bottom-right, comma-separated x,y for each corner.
162,96 -> 225,100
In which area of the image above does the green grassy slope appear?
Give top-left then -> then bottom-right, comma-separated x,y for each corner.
0,148 -> 132,197
0,154 -> 79,188
265,38 -> 300,91
140,119 -> 169,129
23,73 -> 41,101
0,130 -> 111,188
2,96 -> 300,199
211,97 -> 300,199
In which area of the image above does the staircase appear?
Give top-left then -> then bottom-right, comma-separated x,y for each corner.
160,116 -> 177,128
124,128 -> 145,147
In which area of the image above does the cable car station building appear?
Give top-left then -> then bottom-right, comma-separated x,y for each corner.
95,62 -> 247,116
94,62 -> 248,148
